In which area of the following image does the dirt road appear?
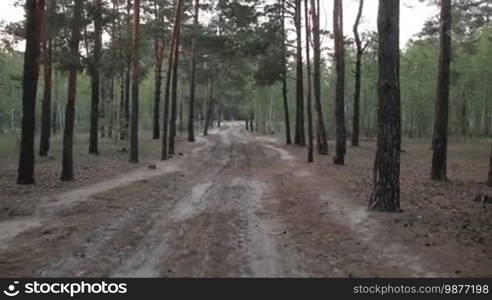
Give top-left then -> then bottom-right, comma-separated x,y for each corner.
0,122 -> 490,277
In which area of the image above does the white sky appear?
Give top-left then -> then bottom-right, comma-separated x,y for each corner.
0,0 -> 438,48
318,0 -> 438,48
0,0 -> 24,24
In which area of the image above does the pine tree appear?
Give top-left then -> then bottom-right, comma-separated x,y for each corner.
281,0 -> 291,145
61,0 -> 83,182
351,0 -> 365,147
488,143 -> 492,187
304,0 -> 313,162
188,0 -> 200,142
369,0 -> 402,212
89,0 -> 103,155
310,0 -> 327,154
431,0 -> 452,181
18,0 -> 44,184
39,0 -> 54,157
168,0 -> 184,155
129,0 -> 141,163
294,0 -> 305,146
333,0 -> 346,165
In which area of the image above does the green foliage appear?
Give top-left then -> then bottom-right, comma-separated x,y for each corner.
0,50 -> 23,132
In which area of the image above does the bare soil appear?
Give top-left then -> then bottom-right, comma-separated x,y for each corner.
0,123 -> 490,277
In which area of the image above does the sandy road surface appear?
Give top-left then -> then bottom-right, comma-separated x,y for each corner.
0,122 -> 490,277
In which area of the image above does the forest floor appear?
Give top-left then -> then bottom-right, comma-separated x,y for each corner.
0,122 -> 491,277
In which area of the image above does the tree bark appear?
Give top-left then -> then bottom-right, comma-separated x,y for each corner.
115,0 -> 126,141
294,0 -> 305,146
161,54 -> 173,159
169,0 -> 184,156
52,78 -> 58,136
39,42 -> 52,154
18,0 -> 44,184
162,0 -> 183,160
52,70 -> 59,136
161,55 -> 173,160
179,96 -> 184,133
129,0 -> 140,163
119,71 -> 126,140
61,0 -> 82,182
188,0 -> 200,142
152,37 -> 164,139
108,78 -> 114,138
124,60 -> 131,139
304,0 -> 313,163
311,0 -> 327,155
100,73 -> 106,138
39,0 -> 53,157
108,0 -> 117,140
431,0 -> 452,181
250,113 -> 254,133
89,0 -> 103,155
488,143 -> 492,187
123,0 -> 132,140
333,0 -> 346,165
217,108 -> 221,127
281,0 -> 292,145
369,0 -> 402,212
352,0 -> 364,147
203,77 -> 214,136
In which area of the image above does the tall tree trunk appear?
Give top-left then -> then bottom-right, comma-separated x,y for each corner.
488,143 -> 492,187
108,0 -> 117,140
304,0 -> 313,163
352,0 -> 364,147
431,0 -> 452,181
179,96 -> 184,133
217,108 -> 221,127
123,0 -> 132,141
108,78 -> 114,138
188,0 -> 200,142
124,62 -> 131,139
119,72 -> 126,140
18,0 -> 44,184
281,0 -> 292,145
100,73 -> 106,138
39,0 -> 53,157
52,70 -> 59,136
484,90 -> 490,136
311,0 -> 327,155
333,0 -> 346,165
203,76 -> 214,136
39,53 -> 52,154
169,0 -> 184,156
161,52 -> 173,160
115,0 -> 126,141
61,0 -> 82,182
152,38 -> 164,140
461,93 -> 467,136
129,0 -> 140,163
89,0 -> 103,155
52,79 -> 58,136
369,0 -> 401,212
162,0 -> 182,160
250,112 -> 254,133
294,0 -> 305,146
